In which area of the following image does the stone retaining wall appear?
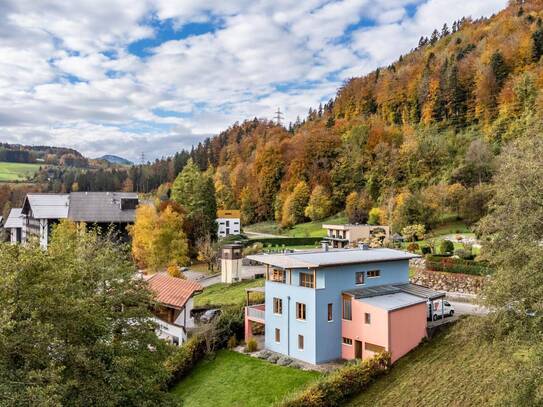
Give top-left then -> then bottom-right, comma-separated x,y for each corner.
410,268 -> 487,294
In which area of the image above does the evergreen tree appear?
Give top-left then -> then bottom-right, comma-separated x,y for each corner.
490,51 -> 509,88
532,27 -> 543,62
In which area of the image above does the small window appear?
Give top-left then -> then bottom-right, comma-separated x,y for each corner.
365,312 -> 371,324
273,298 -> 283,315
299,272 -> 315,288
270,269 -> 286,283
367,270 -> 380,278
275,328 -> 280,343
298,335 -> 304,350
342,297 -> 352,320
342,337 -> 353,345
327,303 -> 333,321
296,302 -> 307,320
355,271 -> 365,285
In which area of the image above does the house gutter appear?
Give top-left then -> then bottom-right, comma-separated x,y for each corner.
287,295 -> 291,356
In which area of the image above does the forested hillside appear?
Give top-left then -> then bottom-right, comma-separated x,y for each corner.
45,0 -> 543,232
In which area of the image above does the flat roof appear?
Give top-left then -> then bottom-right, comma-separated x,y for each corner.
247,248 -> 419,269
344,283 -> 445,301
322,224 -> 389,230
357,292 -> 426,311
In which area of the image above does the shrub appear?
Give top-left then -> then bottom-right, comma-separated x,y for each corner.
243,242 -> 264,256
406,242 -> 420,253
401,224 -> 426,242
255,237 -> 322,247
439,239 -> 455,255
165,335 -> 207,386
421,246 -> 432,255
227,335 -> 238,349
278,352 -> 391,407
245,338 -> 258,353
425,255 -> 493,276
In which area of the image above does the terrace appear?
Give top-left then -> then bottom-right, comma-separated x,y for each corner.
244,287 -> 265,341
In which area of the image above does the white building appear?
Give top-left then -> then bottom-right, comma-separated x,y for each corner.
216,209 -> 241,238
220,243 -> 243,284
4,208 -> 23,244
147,273 -> 203,346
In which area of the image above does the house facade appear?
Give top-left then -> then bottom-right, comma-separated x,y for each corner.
322,224 -> 390,248
246,247 -> 444,364
4,208 -> 23,244
147,273 -> 203,346
20,192 -> 138,248
216,209 -> 241,238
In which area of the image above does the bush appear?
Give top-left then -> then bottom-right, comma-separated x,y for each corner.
227,335 -> 238,349
254,237 -> 322,247
278,352 -> 391,407
439,240 -> 455,255
165,335 -> 207,386
245,338 -> 258,353
425,255 -> 493,276
421,246 -> 432,255
406,242 -> 420,253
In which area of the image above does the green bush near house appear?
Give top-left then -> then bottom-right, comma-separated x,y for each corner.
425,255 -> 493,276
170,350 -> 320,407
278,352 -> 391,407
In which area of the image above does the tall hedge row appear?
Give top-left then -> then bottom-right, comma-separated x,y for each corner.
277,352 -> 391,407
425,255 -> 493,276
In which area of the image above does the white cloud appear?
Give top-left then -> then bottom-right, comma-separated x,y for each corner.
0,0 -> 507,161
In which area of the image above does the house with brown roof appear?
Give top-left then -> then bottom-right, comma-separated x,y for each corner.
147,273 -> 203,346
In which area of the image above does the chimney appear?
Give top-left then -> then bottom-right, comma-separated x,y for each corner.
321,241 -> 329,252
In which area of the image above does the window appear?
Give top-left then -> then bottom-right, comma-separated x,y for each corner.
342,296 -> 352,320
298,335 -> 304,350
270,269 -> 286,283
275,328 -> 281,343
342,337 -> 353,345
355,271 -> 365,285
226,220 -> 230,227
296,302 -> 307,320
327,303 -> 333,321
299,272 -> 315,288
365,312 -> 371,324
367,270 -> 380,278
273,298 -> 283,315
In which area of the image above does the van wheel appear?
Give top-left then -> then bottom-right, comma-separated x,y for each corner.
449,310 -> 454,317
432,314 -> 439,321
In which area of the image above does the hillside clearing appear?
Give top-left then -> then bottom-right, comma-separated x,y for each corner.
347,318 -> 517,406
170,350 -> 320,407
0,162 -> 42,182
245,213 -> 347,238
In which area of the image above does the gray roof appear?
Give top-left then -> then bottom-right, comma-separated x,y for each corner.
344,283 -> 445,301
4,208 -> 23,228
357,292 -> 426,311
23,194 -> 69,219
21,192 -> 138,223
247,248 -> 419,269
67,192 -> 138,223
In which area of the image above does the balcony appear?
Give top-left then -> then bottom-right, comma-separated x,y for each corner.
245,304 -> 265,322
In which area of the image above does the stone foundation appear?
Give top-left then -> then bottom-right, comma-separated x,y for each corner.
410,268 -> 486,294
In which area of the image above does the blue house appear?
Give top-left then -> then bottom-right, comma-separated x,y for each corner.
246,246 -> 442,364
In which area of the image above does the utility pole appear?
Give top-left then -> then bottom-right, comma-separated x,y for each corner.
140,152 -> 145,165
274,107 -> 284,126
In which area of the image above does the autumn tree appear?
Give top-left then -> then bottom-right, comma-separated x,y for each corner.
196,234 -> 218,272
281,181 -> 310,228
345,191 -> 373,224
130,204 -> 189,271
254,142 -> 284,221
304,185 -> 332,221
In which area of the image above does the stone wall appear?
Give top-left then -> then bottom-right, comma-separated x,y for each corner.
410,268 -> 487,294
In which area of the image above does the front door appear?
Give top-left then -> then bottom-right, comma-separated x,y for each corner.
355,340 -> 363,359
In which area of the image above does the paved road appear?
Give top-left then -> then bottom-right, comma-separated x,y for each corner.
428,300 -> 488,328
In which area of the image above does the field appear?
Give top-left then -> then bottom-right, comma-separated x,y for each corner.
170,350 -> 320,407
193,279 -> 265,308
244,212 -> 347,238
0,162 -> 42,182
347,318 -> 517,406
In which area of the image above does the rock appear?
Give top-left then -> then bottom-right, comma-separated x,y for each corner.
267,354 -> 280,363
277,357 -> 293,366
257,351 -> 271,359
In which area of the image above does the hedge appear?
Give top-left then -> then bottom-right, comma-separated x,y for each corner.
164,306 -> 244,387
251,237 -> 323,247
277,352 -> 391,407
425,255 -> 493,276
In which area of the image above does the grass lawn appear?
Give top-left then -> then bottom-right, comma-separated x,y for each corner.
347,317 -> 518,406
244,212 -> 347,238
194,279 -> 265,308
0,162 -> 42,182
171,350 -> 320,407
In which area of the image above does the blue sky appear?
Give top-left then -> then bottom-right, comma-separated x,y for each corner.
0,0 -> 507,161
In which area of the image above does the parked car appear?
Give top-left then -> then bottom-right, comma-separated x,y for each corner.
427,300 -> 455,321
200,308 -> 221,323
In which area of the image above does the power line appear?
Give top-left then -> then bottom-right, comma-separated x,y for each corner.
274,107 -> 284,125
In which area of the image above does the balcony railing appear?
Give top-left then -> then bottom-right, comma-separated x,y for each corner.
246,304 -> 265,321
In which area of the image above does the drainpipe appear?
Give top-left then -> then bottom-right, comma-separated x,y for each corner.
287,295 -> 291,356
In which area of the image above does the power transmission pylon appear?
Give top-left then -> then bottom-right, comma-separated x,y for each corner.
274,107 -> 284,125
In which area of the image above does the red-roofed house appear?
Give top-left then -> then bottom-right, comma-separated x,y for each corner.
147,273 -> 203,346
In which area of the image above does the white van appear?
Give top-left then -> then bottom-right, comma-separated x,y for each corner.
427,299 -> 455,321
